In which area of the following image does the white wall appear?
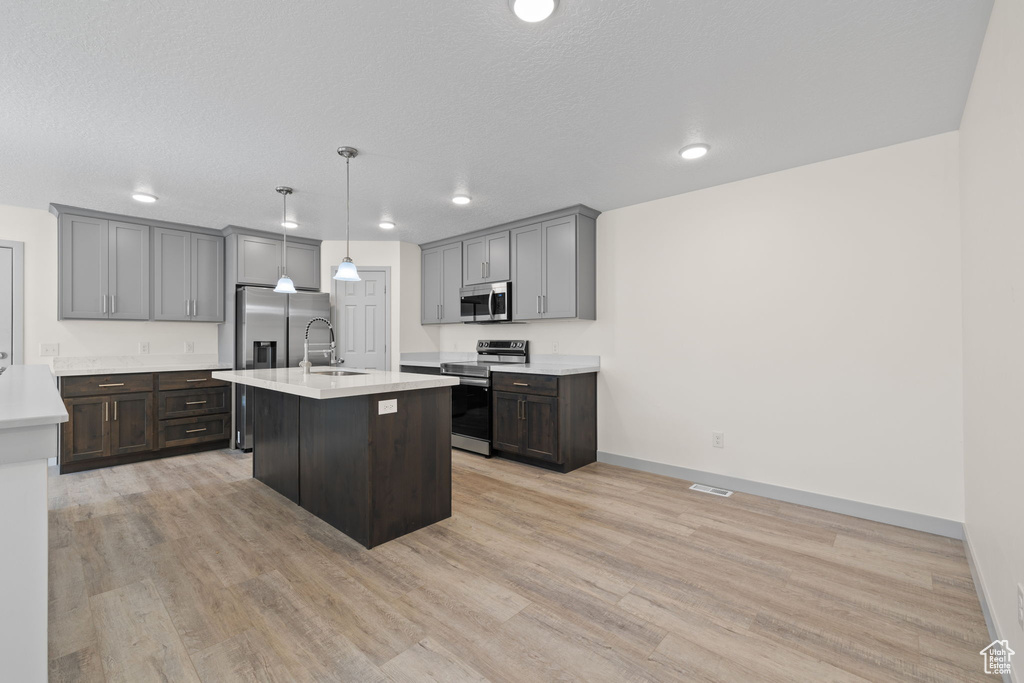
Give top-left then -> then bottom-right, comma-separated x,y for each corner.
959,0 -> 1024,665
441,132 -> 966,522
0,204 -> 220,366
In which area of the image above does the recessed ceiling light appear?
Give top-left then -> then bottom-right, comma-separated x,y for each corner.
132,192 -> 158,203
452,195 -> 472,205
679,143 -> 710,160
379,221 -> 395,230
511,0 -> 557,22
281,220 -> 298,229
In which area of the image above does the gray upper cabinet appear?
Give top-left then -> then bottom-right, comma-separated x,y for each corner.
422,242 -> 463,324
191,233 -> 224,321
59,214 -> 149,320
153,228 -> 191,321
510,214 -> 597,321
236,233 -> 320,290
108,222 -> 150,320
285,242 -> 320,291
510,223 -> 544,320
153,227 -> 224,322
463,231 -> 510,285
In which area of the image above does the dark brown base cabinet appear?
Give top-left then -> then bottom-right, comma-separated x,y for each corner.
491,372 -> 597,473
59,369 -> 230,473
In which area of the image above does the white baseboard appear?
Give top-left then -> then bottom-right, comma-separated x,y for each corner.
596,451 -> 963,539
963,524 -> 1016,683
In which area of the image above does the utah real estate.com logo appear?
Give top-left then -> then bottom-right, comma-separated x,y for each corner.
980,639 -> 1014,676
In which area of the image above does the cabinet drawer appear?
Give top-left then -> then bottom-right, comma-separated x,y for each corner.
158,386 -> 230,419
158,414 -> 230,449
61,373 -> 154,397
492,372 -> 558,397
157,370 -> 229,391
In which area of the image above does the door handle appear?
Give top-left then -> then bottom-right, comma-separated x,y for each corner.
485,262 -> 490,279
113,401 -> 118,421
185,378 -> 207,382
440,303 -> 443,320
111,294 -> 116,314
513,382 -> 529,386
104,402 -> 109,422
185,427 -> 207,434
542,295 -> 546,314
537,295 -> 541,314
192,299 -> 197,317
186,299 -> 190,316
488,290 -> 495,319
480,262 -> 485,278
185,401 -> 207,405
102,295 -> 107,314
99,383 -> 125,387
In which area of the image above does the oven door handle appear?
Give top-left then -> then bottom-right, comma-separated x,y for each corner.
458,377 -> 491,387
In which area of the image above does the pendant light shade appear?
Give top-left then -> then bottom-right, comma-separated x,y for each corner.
333,146 -> 361,282
274,186 -> 298,293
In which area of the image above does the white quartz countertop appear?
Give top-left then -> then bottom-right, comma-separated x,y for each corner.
399,353 -> 600,376
212,367 -> 459,400
0,365 -> 69,429
52,362 -> 230,377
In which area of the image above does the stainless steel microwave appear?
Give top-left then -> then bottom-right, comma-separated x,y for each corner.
460,282 -> 512,323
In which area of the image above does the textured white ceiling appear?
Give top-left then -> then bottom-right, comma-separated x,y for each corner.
1,0 -> 992,243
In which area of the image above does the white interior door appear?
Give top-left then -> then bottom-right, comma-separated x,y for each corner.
0,247 -> 12,368
334,269 -> 389,370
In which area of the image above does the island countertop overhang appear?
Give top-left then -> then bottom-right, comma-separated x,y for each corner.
212,367 -> 459,400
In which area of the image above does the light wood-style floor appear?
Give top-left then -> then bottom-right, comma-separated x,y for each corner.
48,449 -> 989,682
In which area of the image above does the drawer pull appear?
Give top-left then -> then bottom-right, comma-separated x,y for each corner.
513,382 -> 529,386
185,378 -> 207,383
184,401 -> 207,405
185,428 -> 207,434
98,383 -> 125,388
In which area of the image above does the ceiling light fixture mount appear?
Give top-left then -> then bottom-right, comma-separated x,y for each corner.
510,0 -> 558,23
132,192 -> 158,203
333,146 -> 361,282
452,194 -> 472,205
273,186 -> 297,294
679,143 -> 710,160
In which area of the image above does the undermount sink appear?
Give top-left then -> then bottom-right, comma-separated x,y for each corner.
312,369 -> 366,377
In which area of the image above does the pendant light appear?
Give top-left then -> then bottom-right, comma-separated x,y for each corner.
333,146 -> 361,282
273,186 -> 298,293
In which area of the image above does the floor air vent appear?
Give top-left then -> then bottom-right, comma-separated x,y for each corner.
689,484 -> 733,497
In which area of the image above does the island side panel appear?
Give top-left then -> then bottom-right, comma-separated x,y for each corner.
299,395 -> 371,548
368,386 -> 453,548
252,387 -> 300,504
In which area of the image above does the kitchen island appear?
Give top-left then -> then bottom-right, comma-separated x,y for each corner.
212,367 -> 458,548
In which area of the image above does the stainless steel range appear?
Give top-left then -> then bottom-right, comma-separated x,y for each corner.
441,340 -> 529,456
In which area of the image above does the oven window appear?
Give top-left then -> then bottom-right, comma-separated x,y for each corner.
451,384 -> 490,441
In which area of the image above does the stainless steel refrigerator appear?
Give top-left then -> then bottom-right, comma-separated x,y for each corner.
234,286 -> 333,450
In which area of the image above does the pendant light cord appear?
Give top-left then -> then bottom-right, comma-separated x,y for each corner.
345,156 -> 351,259
281,191 -> 288,273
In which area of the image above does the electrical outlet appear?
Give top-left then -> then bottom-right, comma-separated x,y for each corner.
1017,584 -> 1023,630
39,343 -> 59,357
138,342 -> 150,354
712,431 -> 724,449
378,398 -> 397,415
184,341 -> 195,354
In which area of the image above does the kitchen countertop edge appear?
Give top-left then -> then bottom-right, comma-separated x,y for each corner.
212,368 -> 459,400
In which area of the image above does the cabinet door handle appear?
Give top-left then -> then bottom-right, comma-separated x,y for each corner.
102,295 -> 107,314
104,402 -> 109,422
185,378 -> 207,383
542,295 -> 546,314
440,303 -> 443,320
185,427 -> 207,434
485,262 -> 490,279
186,299 -> 190,316
193,299 -> 197,317
98,383 -> 125,387
480,262 -> 485,278
185,400 -> 207,405
111,294 -> 116,314
517,399 -> 522,420
113,401 -> 118,421
513,382 -> 529,386
536,295 -> 541,314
